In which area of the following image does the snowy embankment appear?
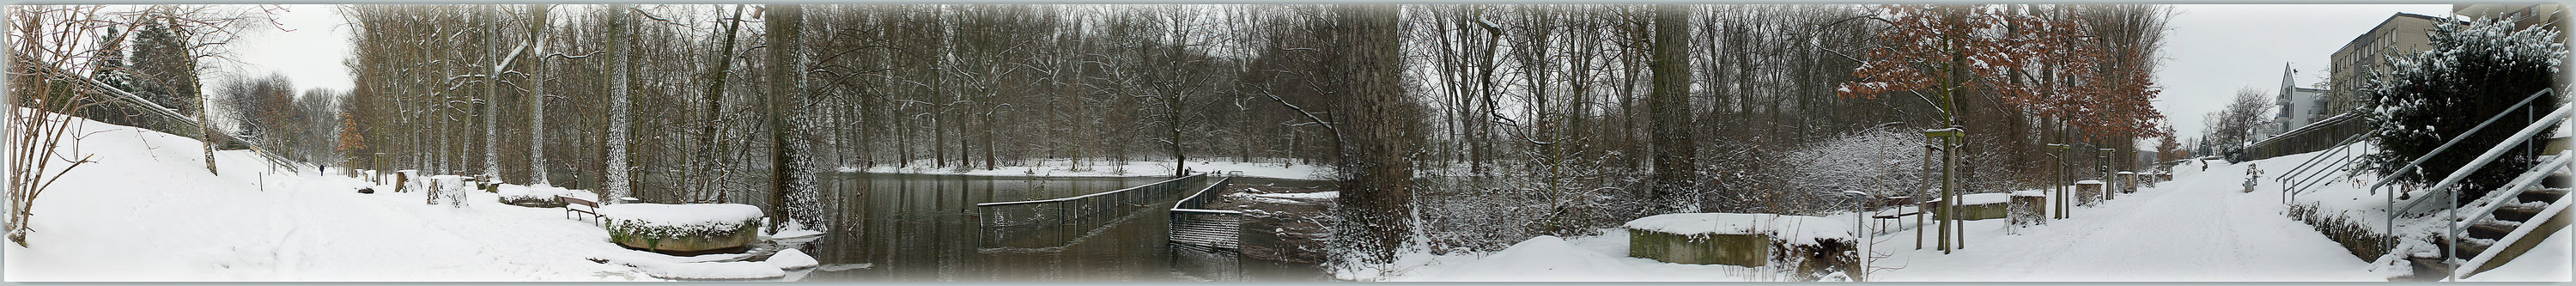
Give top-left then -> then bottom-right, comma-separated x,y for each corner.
1382,153 -> 2453,282
0,113 -> 815,281
841,158 -> 1327,180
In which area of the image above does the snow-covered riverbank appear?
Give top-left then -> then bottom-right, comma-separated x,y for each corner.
2,114 -> 826,281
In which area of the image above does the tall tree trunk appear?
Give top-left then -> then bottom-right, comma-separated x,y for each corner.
526,4 -> 550,186
1649,4 -> 1696,213
605,3 -> 633,203
1327,3 -> 1413,267
767,4 -> 820,232
482,4 -> 503,180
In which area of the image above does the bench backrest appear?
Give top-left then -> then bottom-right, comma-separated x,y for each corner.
558,195 -> 598,208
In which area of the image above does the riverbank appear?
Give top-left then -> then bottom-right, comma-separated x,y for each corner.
2,113 -> 834,281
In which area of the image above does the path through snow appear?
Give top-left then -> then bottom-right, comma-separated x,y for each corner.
1874,160 -> 2377,281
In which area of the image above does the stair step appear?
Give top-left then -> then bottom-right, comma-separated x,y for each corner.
2467,221 -> 2521,240
2493,203 -> 2549,222
2454,239 -> 2497,260
2521,188 -> 2569,203
2543,173 -> 2571,189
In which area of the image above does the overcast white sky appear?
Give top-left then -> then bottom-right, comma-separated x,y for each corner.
2157,4 -> 2452,144
222,4 -> 349,92
226,4 -> 2461,146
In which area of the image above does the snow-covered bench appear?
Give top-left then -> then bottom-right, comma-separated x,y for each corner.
560,195 -> 603,224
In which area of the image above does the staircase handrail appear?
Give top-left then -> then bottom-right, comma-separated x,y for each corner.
2372,88 -> 2559,200
2380,96 -> 2568,282
2371,88 -> 2555,267
2457,179 -> 2574,278
2282,132 -> 2371,204
2446,153 -> 2573,232
2391,100 -> 2572,215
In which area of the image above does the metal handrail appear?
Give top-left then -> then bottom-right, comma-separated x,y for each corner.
2447,153 -> 2573,231
2282,133 -> 2369,183
2391,100 -> 2571,214
1170,175 -> 1235,212
2458,179 -> 2576,278
2372,89 -> 2558,198
975,173 -> 1206,229
2372,90 -> 2567,282
2282,133 -> 2371,204
977,173 -> 1204,206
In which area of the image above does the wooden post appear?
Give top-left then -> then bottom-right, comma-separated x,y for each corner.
1924,127 -> 1964,253
2047,143 -> 2069,219
2099,149 -> 2115,201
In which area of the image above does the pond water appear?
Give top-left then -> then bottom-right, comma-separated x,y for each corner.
791,173 -> 1322,282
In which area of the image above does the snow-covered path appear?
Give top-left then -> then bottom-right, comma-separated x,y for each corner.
3,115 -> 653,281
1875,161 -> 2378,281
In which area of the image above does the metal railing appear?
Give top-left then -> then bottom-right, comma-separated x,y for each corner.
2374,88 -> 2568,281
1170,175 -> 1241,249
1168,174 -> 1244,281
2281,132 -> 2372,204
975,173 -> 1206,246
977,173 -> 1206,227
2455,155 -> 2575,277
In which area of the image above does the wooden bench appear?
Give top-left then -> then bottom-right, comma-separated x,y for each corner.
559,195 -> 603,225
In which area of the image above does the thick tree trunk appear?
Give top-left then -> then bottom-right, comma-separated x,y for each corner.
605,3 -> 633,203
1328,3 -> 1413,266
766,4 -> 819,232
1648,4 -> 1696,213
482,4 -> 502,180
526,4 -> 550,186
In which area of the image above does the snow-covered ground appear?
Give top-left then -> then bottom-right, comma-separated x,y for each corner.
1384,152 -> 2567,282
1,113 -> 815,281
843,158 -> 1328,180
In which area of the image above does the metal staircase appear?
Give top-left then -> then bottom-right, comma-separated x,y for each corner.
2373,88 -> 2571,281
2449,155 -> 2569,279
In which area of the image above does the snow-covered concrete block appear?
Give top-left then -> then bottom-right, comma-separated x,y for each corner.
2075,180 -> 2105,205
1622,213 -> 1855,270
1934,193 -> 2012,221
600,204 -> 764,253
2010,191 -> 2049,226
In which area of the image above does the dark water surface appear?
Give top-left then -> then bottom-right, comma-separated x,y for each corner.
793,173 -> 1203,281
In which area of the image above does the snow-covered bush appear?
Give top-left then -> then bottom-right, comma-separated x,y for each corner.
1783,126 -> 1925,215
2357,15 -> 2565,205
600,204 -> 763,252
425,174 -> 469,208
2287,203 -> 2395,260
